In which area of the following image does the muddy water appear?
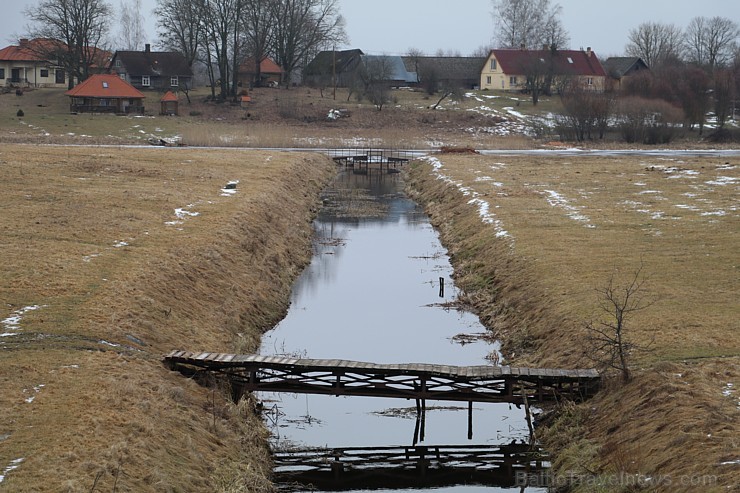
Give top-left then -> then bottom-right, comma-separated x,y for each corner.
259,168 -> 544,492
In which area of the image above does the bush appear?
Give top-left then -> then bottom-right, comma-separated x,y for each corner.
16,109 -> 24,117
616,97 -> 684,144
189,110 -> 202,116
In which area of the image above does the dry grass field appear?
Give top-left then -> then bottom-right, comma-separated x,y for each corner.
407,152 -> 739,491
1,82 -> 738,492
0,86 -> 562,150
0,144 -> 335,492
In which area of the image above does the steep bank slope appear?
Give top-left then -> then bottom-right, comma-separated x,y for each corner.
0,145 -> 335,492
406,155 -> 739,492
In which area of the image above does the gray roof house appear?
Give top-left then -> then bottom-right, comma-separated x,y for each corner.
109,44 -> 194,91
361,55 -> 418,86
602,57 -> 650,91
402,56 -> 488,90
303,49 -> 364,87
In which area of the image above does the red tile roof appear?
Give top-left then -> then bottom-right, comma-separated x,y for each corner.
491,49 -> 606,77
0,38 -> 64,62
65,74 -> 145,99
239,57 -> 284,74
160,91 -> 178,102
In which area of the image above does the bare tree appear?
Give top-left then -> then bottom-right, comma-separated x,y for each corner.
585,263 -> 655,383
491,0 -> 568,50
242,0 -> 274,87
202,0 -> 245,100
269,0 -> 347,88
25,0 -> 112,88
626,21 -> 684,69
685,16 -> 740,70
117,0 -> 147,50
359,55 -> 393,111
155,0 -> 205,69
713,69 -> 736,130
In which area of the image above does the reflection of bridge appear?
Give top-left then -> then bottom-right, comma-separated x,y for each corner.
163,351 -> 600,405
272,443 -> 546,490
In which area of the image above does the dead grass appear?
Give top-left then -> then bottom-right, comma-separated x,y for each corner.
0,144 -> 335,491
406,153 -> 739,491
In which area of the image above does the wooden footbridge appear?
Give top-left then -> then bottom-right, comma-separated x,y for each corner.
327,148 -> 419,173
163,351 -> 600,405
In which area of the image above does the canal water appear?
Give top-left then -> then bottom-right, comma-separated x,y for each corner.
259,167 -> 545,492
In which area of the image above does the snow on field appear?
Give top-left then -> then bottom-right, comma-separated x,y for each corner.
722,382 -> 739,410
221,180 -> 240,197
424,156 -> 511,240
0,458 -> 24,483
705,176 -> 737,186
543,190 -> 595,228
23,384 -> 44,404
1,305 -> 46,339
166,205 -> 201,226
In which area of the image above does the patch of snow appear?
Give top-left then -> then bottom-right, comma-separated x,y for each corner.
113,240 -> 128,248
221,180 -> 240,197
705,176 -> 737,186
23,384 -> 44,403
423,156 -> 512,240
0,458 -> 24,483
503,106 -> 527,119
99,340 -> 121,347
2,305 -> 46,338
82,253 -> 100,263
543,190 -> 595,228
701,210 -> 726,217
720,460 -> 740,466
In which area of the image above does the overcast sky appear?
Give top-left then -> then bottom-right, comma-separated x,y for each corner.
2,0 -> 738,58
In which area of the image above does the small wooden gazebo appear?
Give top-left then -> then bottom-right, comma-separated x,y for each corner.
160,91 -> 179,116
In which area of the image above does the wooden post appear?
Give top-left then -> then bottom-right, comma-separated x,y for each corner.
439,277 -> 445,298
467,401 -> 473,440
522,383 -> 536,446
413,398 -> 421,446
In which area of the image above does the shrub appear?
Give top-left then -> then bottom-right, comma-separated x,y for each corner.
616,97 -> 683,144
16,109 -> 24,117
189,110 -> 202,116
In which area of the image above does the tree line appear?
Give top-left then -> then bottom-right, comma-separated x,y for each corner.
24,0 -> 346,99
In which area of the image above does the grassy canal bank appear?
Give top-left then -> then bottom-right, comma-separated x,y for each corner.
406,152 -> 739,492
0,144 -> 335,492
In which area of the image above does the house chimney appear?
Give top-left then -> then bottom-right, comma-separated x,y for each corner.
586,46 -> 592,57
19,38 -> 29,47
145,43 -> 151,53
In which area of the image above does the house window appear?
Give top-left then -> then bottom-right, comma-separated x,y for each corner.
587,77 -> 594,85
0,68 -> 4,79
40,69 -> 49,77
490,59 -> 496,70
486,76 -> 492,85
115,59 -> 122,68
170,76 -> 178,87
567,57 -> 574,64
142,75 -> 150,87
509,76 -> 518,86
55,69 -> 65,84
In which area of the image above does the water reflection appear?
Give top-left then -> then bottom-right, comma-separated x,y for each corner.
260,168 -> 544,492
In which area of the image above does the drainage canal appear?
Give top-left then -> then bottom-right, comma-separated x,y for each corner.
258,164 -> 547,492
